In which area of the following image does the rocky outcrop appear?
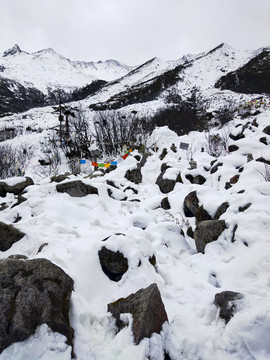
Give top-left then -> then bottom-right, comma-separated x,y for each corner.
183,191 -> 199,217
156,171 -> 182,194
215,49 -> 270,94
0,257 -> 74,354
161,197 -> 171,210
98,247 -> 128,281
0,78 -> 45,115
56,180 -> 98,197
108,283 -> 168,345
0,222 -> 25,251
185,174 -> 206,185
194,220 -> 226,253
263,126 -> 270,136
195,205 -> 212,223
125,168 -> 142,184
214,291 -> 243,324
0,177 -> 34,197
214,202 -> 229,220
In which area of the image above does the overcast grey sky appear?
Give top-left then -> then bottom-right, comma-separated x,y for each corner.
1,0 -> 270,65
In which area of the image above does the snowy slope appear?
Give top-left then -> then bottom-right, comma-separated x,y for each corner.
81,43 -> 255,112
0,45 -> 135,93
0,42 -> 270,360
0,108 -> 270,359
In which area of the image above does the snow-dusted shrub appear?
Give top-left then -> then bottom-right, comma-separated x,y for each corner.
256,163 -> 270,182
93,110 -> 150,156
204,132 -> 227,157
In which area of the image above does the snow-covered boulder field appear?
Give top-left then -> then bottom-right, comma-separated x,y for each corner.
0,107 -> 270,360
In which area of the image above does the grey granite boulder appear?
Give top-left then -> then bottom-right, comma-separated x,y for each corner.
183,191 -> 199,217
0,257 -> 74,354
214,291 -> 243,324
0,177 -> 34,197
0,222 -> 25,251
98,247 -> 128,282
108,283 -> 168,344
56,180 -> 98,197
194,220 -> 226,253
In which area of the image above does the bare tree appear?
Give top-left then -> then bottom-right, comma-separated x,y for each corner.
92,110 -> 147,156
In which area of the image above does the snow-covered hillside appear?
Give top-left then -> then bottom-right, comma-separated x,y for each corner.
0,42 -> 270,360
0,108 -> 270,359
0,44 -> 135,93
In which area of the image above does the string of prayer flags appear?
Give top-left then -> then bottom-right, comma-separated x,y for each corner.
88,149 -> 132,168
242,97 -> 270,109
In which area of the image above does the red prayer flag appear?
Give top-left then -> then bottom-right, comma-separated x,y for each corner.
122,154 -> 128,160
92,162 -> 98,166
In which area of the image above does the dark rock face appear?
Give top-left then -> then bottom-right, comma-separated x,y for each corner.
230,174 -> 240,184
214,291 -> 243,324
186,226 -> 194,238
161,197 -> 171,210
195,205 -> 212,223
125,168 -> 142,184
0,222 -> 25,251
0,257 -> 74,354
0,78 -> 45,115
214,202 -> 230,220
156,171 -> 182,194
51,174 -> 70,183
98,247 -> 128,282
238,203 -> 251,212
215,49 -> 270,94
56,180 -> 98,197
210,162 -> 223,174
228,145 -> 239,153
183,191 -> 199,217
194,220 -> 226,253
108,283 -> 168,345
256,157 -> 270,166
159,148 -> 168,160
185,174 -> 206,185
263,126 -> 270,135
0,177 -> 34,197
107,188 -> 127,201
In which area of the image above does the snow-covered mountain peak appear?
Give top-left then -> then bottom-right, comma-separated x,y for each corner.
0,46 -> 134,93
2,44 -> 25,57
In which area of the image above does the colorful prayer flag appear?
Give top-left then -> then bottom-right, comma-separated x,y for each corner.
80,160 -> 86,164
122,154 -> 128,160
111,161 -> 117,165
98,163 -> 104,168
104,163 -> 110,168
92,162 -> 98,167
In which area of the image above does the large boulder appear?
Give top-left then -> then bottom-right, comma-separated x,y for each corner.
0,257 -> 74,354
185,174 -> 206,185
195,205 -> 212,223
125,168 -> 142,184
0,177 -> 34,197
0,222 -> 25,251
214,291 -> 243,324
156,171 -> 182,194
263,126 -> 270,136
194,220 -> 226,253
183,191 -> 199,217
56,180 -> 98,197
98,247 -> 128,282
108,283 -> 168,345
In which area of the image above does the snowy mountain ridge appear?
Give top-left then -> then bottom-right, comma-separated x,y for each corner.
0,44 -> 135,93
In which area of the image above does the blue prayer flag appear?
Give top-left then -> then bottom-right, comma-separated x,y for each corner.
80,160 -> 86,164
